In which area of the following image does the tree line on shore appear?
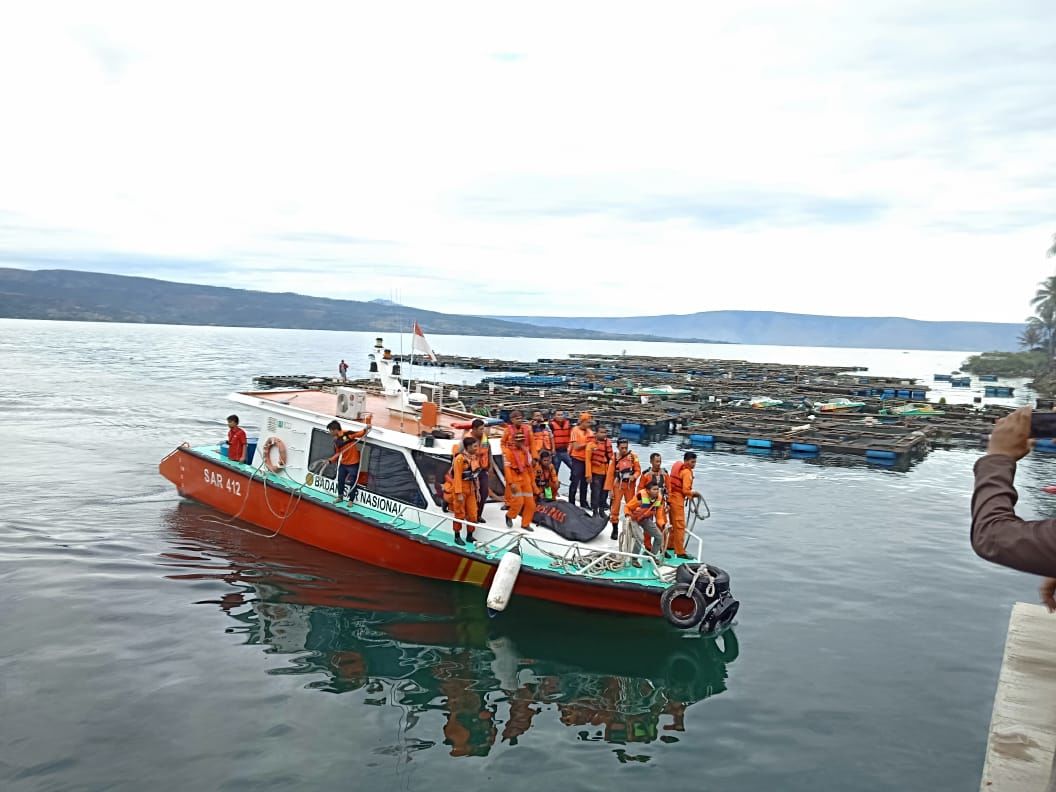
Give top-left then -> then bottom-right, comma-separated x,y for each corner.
1018,234 -> 1056,357
962,235 -> 1056,382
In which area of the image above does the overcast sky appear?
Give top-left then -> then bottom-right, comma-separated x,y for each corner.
0,1 -> 1053,322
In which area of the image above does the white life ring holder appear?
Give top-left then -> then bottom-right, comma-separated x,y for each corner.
262,436 -> 287,473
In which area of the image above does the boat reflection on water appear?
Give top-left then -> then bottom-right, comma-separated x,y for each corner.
162,502 -> 739,758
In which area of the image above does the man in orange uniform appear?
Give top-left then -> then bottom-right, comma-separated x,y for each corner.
534,449 -> 560,501
634,452 -> 669,552
327,419 -> 369,503
623,482 -> 667,568
467,418 -> 492,522
607,438 -> 641,540
444,437 -> 479,546
501,410 -> 534,508
503,431 -> 536,531
585,424 -> 614,519
637,452 -> 668,494
530,410 -> 554,461
667,451 -> 700,560
568,412 -> 595,509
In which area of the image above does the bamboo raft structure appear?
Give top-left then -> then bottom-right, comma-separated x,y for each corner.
253,352 -> 1023,468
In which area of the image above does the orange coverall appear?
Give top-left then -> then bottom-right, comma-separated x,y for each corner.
607,451 -> 641,527
504,445 -> 537,527
444,451 -> 478,537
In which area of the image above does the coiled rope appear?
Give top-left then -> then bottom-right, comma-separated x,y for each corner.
197,457 -> 330,539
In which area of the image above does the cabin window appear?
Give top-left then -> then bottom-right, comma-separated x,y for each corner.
308,428 -> 338,479
412,451 -> 451,507
362,445 -> 427,507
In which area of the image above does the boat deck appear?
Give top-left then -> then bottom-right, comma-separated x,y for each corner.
247,389 -> 473,434
198,445 -> 690,588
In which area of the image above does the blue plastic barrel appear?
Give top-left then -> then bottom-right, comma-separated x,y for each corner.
791,443 -> 819,453
911,390 -> 926,399
866,449 -> 897,460
689,434 -> 714,445
897,389 -> 910,398
747,438 -> 772,448
246,437 -> 259,464
220,442 -> 230,458
1035,439 -> 1056,453
621,423 -> 643,435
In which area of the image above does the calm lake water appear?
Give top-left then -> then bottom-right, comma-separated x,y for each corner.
0,319 -> 1047,791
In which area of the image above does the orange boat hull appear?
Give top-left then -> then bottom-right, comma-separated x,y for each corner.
160,447 -> 663,618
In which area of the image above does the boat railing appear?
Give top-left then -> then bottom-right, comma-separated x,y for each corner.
389,504 -> 700,580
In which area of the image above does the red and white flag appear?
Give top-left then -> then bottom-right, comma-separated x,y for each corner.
412,321 -> 438,362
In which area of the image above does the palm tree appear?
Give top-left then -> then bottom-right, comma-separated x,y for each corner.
1032,275 -> 1056,311
1035,299 -> 1056,363
1020,320 -> 1045,350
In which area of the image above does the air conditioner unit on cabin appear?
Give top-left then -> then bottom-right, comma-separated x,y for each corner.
417,383 -> 442,403
336,387 -> 367,420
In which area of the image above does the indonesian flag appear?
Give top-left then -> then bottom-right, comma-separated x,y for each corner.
412,321 -> 438,362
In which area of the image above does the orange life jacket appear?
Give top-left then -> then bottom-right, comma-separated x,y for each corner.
443,453 -> 478,500
550,419 -> 572,450
505,445 -> 533,476
534,461 -> 558,493
445,453 -> 478,484
502,422 -> 533,452
613,452 -> 638,485
532,425 -> 555,454
626,493 -> 660,523
466,433 -> 491,469
590,438 -> 613,470
669,461 -> 686,497
638,468 -> 668,493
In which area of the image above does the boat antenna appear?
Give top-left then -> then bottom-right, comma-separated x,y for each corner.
408,316 -> 415,394
398,296 -> 406,431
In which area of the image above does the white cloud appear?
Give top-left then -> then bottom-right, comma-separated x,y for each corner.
0,0 -> 1052,322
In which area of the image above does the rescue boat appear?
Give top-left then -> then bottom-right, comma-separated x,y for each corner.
158,338 -> 738,632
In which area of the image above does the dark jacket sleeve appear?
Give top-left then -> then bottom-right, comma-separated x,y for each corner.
971,453 -> 1056,577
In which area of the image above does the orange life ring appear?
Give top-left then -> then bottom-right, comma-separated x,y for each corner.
262,436 -> 287,472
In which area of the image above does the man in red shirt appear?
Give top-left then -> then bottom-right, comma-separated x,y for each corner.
227,415 -> 247,463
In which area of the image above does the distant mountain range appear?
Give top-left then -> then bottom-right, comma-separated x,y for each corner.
0,268 -> 1021,351
492,310 -> 1022,352
0,268 -> 717,343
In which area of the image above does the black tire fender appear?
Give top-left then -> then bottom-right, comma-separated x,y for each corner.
676,563 -> 731,601
660,583 -> 708,629
701,595 -> 740,634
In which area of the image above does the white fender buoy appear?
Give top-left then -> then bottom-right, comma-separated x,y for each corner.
486,549 -> 522,612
